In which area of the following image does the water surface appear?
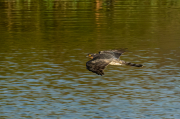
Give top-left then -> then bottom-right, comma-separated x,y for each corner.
0,0 -> 180,119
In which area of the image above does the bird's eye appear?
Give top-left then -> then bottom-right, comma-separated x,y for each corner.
89,54 -> 91,56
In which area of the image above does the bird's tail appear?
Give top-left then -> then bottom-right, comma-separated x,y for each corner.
125,62 -> 143,67
119,60 -> 143,67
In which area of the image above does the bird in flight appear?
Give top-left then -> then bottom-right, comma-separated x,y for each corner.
86,49 -> 143,76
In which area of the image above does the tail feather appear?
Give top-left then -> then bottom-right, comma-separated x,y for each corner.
125,62 -> 143,67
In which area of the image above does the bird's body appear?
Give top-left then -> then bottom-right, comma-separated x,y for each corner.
86,49 -> 143,76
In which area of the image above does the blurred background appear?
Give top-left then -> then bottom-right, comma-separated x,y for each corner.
0,0 -> 180,118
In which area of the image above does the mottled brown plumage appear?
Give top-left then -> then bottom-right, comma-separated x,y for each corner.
86,49 -> 143,76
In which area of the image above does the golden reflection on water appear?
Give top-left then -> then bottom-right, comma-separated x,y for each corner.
0,0 -> 180,118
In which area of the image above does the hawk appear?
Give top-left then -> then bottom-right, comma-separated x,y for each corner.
86,49 -> 143,76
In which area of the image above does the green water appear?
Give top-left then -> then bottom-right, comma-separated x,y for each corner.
0,0 -> 180,119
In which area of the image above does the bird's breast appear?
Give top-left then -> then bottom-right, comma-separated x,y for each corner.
109,61 -> 122,65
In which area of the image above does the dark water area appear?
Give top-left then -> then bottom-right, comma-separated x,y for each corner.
0,0 -> 180,119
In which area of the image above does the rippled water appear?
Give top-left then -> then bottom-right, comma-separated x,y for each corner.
0,0 -> 180,119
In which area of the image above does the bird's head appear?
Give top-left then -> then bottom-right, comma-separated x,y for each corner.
86,53 -> 97,59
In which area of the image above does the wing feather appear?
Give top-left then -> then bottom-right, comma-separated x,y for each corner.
99,48 -> 127,59
86,55 -> 112,76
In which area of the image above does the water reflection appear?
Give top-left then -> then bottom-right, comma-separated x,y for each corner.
0,0 -> 180,119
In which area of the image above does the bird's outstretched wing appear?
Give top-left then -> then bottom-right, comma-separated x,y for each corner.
99,48 -> 127,59
86,55 -> 112,76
